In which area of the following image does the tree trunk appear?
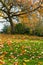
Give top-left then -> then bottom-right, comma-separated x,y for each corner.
9,17 -> 14,34
8,12 -> 14,34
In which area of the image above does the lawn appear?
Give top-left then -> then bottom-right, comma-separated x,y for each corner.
0,34 -> 43,65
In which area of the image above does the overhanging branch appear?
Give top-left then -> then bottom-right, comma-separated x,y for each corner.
11,5 -> 42,17
0,0 -> 43,17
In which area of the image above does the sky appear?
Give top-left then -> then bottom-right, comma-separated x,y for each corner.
0,18 -> 5,32
0,23 -> 4,32
0,17 -> 10,32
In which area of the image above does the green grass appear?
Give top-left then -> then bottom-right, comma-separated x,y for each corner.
0,40 -> 43,65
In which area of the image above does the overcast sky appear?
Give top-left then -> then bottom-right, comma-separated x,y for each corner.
0,23 -> 4,31
0,18 -> 5,32
0,17 -> 9,32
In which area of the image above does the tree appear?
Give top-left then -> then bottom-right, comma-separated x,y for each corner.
0,0 -> 43,33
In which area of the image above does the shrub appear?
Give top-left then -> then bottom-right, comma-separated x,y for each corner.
14,23 -> 30,34
24,27 -> 30,34
35,27 -> 43,36
34,24 -> 43,36
14,23 -> 25,34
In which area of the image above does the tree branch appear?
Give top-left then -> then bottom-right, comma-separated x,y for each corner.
11,5 -> 42,17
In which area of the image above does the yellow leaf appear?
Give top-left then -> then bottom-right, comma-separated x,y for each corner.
24,59 -> 30,62
23,62 -> 26,65
0,64 -> 2,65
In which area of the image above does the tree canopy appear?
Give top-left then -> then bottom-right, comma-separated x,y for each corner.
0,0 -> 43,33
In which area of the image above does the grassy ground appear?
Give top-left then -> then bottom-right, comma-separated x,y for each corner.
0,34 -> 43,65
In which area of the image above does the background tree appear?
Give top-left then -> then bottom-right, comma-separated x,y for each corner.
0,0 -> 43,34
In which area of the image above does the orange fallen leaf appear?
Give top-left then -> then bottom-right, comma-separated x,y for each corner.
14,62 -> 18,65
